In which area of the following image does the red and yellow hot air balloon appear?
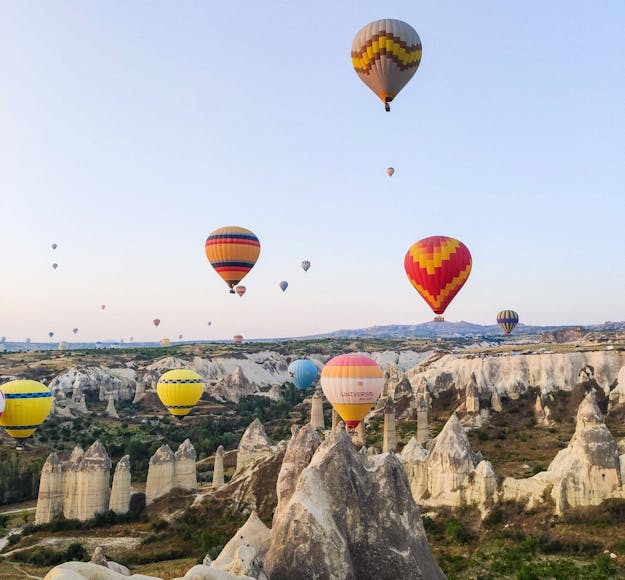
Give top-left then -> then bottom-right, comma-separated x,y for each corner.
205,227 -> 261,294
233,334 -> 243,345
320,354 -> 384,430
404,236 -> 472,321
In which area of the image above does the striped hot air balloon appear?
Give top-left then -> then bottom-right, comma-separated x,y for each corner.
157,369 -> 204,418
0,380 -> 53,438
497,310 -> 519,335
351,19 -> 422,111
404,236 -> 472,321
386,167 -> 395,177
205,227 -> 261,293
288,359 -> 319,390
301,260 -> 311,272
233,334 -> 243,345
320,354 -> 384,430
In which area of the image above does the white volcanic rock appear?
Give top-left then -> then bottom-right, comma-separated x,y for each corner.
609,365 -> 625,407
409,350 -> 625,399
400,438 -> 428,501
235,419 -> 275,474
309,389 -> 325,429
211,367 -> 260,403
174,439 -> 197,492
74,441 -> 112,521
502,390 -> 625,514
36,452 -> 64,524
211,511 -> 271,579
105,396 -> 120,419
49,366 -> 136,403
491,389 -> 503,412
264,383 -> 282,401
63,446 -> 84,520
44,562 -> 160,579
383,397 -> 398,453
145,444 -> 175,505
264,428 -> 445,579
213,446 -> 225,489
179,566 -> 255,579
109,455 -> 131,515
465,373 -> 480,413
144,356 -> 187,374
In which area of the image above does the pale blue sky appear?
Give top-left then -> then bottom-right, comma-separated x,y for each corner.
0,1 -> 624,341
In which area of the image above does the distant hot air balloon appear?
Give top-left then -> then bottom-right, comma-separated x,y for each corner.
235,285 -> 246,297
129,336 -> 134,342
301,260 -> 311,272
233,334 -> 243,345
48,331 -> 54,338
207,322 -> 212,327
58,341 -> 68,351
386,167 -> 395,177
157,369 -> 205,418
178,334 -> 183,340
404,236 -> 472,321
279,281 -> 288,292
352,19 -> 422,111
497,310 -> 519,335
0,380 -> 53,438
153,319 -> 160,327
160,338 -> 170,347
51,243 -> 58,250
25,338 -> 31,344
52,263 -> 58,270
100,305 -> 106,311
288,359 -> 319,390
205,226 -> 261,293
320,354 -> 384,430
72,328 -> 78,335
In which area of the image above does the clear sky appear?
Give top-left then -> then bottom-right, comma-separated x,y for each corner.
1,1 -> 624,342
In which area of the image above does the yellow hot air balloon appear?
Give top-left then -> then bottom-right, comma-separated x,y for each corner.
160,338 -> 170,347
157,369 -> 205,418
352,19 -> 422,111
320,354 -> 384,430
0,380 -> 53,438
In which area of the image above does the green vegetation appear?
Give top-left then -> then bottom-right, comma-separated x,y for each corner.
0,450 -> 43,504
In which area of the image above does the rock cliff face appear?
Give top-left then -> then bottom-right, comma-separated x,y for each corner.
502,390 -> 625,513
409,350 -> 625,400
49,366 -> 136,402
263,428 -> 445,580
236,419 -> 276,474
35,452 -> 64,524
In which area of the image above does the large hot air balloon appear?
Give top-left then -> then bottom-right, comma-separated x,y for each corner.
160,338 -> 170,347
301,260 -> 311,272
153,319 -> 160,327
233,334 -> 243,345
386,167 -> 395,177
404,236 -> 472,321
351,19 -> 422,111
0,390 -> 4,418
320,354 -> 384,430
157,369 -> 205,418
52,263 -> 58,270
497,310 -> 519,335
72,328 -> 78,335
279,281 -> 288,292
51,243 -> 58,250
48,331 -> 54,338
235,285 -> 246,297
0,380 -> 53,438
205,226 -> 261,293
288,359 -> 319,390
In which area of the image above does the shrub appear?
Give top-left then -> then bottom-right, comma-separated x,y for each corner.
65,542 -> 86,561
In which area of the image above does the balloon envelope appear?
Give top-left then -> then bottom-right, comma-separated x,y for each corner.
386,167 -> 395,177
320,354 -> 384,429
301,260 -> 311,272
404,236 -> 472,318
233,334 -> 243,344
153,319 -> 160,327
352,19 -> 422,111
100,305 -> 106,310
157,369 -> 204,418
52,263 -> 58,269
48,332 -> 54,338
279,281 -> 288,292
235,285 -> 246,297
0,380 -> 53,438
160,338 -> 170,347
288,359 -> 318,390
497,310 -> 519,335
205,226 -> 261,293
51,243 -> 57,250
72,328 -> 78,334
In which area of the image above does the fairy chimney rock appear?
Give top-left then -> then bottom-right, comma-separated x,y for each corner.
174,438 -> 197,492
310,389 -> 325,430
491,390 -> 503,412
74,440 -> 112,521
35,452 -> 64,524
236,418 -> 274,473
63,446 -> 84,520
213,445 -> 225,488
383,397 -> 397,453
109,455 -> 131,515
465,373 -> 480,413
105,396 -> 119,419
146,444 -> 175,505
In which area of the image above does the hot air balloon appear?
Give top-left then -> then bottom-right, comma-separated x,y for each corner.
233,334 -> 243,345
25,338 -> 31,344
51,243 -> 57,250
52,263 -> 58,270
497,310 -> 519,335
279,281 -> 288,292
129,336 -> 134,342
205,226 -> 261,293
320,354 -> 384,430
0,380 -> 53,438
0,390 -> 4,418
48,331 -> 54,338
100,305 -> 106,311
157,369 -> 205,418
153,319 -> 160,327
235,285 -> 246,297
404,236 -> 472,321
72,328 -> 78,335
207,322 -> 212,326
351,19 -> 422,111
160,338 -> 170,347
288,359 -> 319,390
301,260 -> 311,272
178,334 -> 183,340
386,167 -> 395,177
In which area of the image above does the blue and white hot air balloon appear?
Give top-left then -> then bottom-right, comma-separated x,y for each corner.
288,359 -> 319,390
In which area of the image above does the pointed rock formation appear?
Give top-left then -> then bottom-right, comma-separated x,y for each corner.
63,446 -> 84,520
352,421 -> 365,445
212,366 -> 259,403
35,452 -> 64,524
465,373 -> 480,413
132,381 -> 146,404
491,389 -> 503,412
383,397 -> 397,453
609,364 -> 625,408
109,455 -> 131,515
74,440 -> 112,521
145,444 -> 175,505
416,378 -> 430,445
213,445 -> 225,488
236,418 -> 274,474
393,376 -> 417,420
400,438 -> 428,501
105,396 -> 119,419
173,439 -> 197,492
310,389 -> 325,430
263,428 -> 445,579
331,409 -> 339,432
534,394 -> 553,426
